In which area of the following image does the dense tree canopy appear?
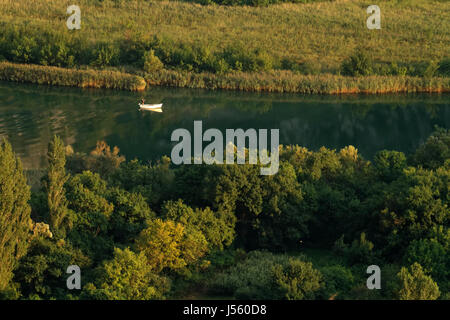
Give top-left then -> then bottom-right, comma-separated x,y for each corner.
0,128 -> 448,300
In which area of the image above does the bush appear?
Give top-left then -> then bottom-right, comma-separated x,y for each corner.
437,58 -> 450,76
222,45 -> 273,72
341,50 -> 374,76
91,44 -> 120,68
142,50 -> 164,73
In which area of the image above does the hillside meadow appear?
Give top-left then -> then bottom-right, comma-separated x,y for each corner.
0,0 -> 448,91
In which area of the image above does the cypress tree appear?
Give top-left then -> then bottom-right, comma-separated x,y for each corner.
44,136 -> 69,237
0,139 -> 32,291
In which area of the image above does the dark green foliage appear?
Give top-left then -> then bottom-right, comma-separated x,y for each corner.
209,251 -> 322,300
0,139 -> 32,291
333,233 -> 378,266
2,126 -> 449,300
162,199 -> 234,250
403,239 -> 449,292
42,136 -> 69,238
111,157 -> 174,208
410,127 -> 449,170
107,188 -> 155,245
13,238 -> 90,299
273,258 -> 322,300
437,58 -> 450,77
317,265 -> 355,299
373,150 -> 407,182
374,166 -> 449,259
341,50 -> 374,76
65,171 -> 115,262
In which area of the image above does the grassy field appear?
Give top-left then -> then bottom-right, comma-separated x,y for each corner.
0,0 -> 448,92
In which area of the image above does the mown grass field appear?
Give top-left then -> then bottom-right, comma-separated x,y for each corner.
0,0 -> 448,92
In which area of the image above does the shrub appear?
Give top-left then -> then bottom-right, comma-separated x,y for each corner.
142,50 -> 164,73
341,50 -> 374,76
91,44 -> 120,68
437,58 -> 450,76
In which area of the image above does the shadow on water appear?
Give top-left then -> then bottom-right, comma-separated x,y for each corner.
0,81 -> 449,169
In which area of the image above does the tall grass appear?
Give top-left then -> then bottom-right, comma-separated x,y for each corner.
143,69 -> 450,93
0,62 -> 146,91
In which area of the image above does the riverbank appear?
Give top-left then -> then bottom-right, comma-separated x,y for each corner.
0,62 -> 146,91
143,69 -> 450,94
1,61 -> 448,94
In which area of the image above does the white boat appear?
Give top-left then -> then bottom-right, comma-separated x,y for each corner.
139,103 -> 163,112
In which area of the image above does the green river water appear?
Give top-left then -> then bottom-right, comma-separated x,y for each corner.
0,81 -> 449,169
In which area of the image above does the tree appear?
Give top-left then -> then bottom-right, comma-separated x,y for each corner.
108,188 -> 155,245
0,139 -> 32,291
162,199 -> 234,251
410,127 -> 449,170
142,49 -> 163,73
273,259 -> 323,300
43,136 -> 69,237
83,248 -> 169,300
136,219 -> 208,273
334,233 -> 377,266
403,239 -> 449,292
66,141 -> 125,178
65,171 -> 115,262
318,265 -> 355,300
209,251 -> 291,299
373,150 -> 407,182
397,263 -> 440,300
13,238 -> 90,299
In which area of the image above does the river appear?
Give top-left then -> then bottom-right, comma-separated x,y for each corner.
0,81 -> 449,169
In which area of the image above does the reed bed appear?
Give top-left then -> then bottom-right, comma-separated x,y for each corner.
0,62 -> 146,91
143,69 -> 450,94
